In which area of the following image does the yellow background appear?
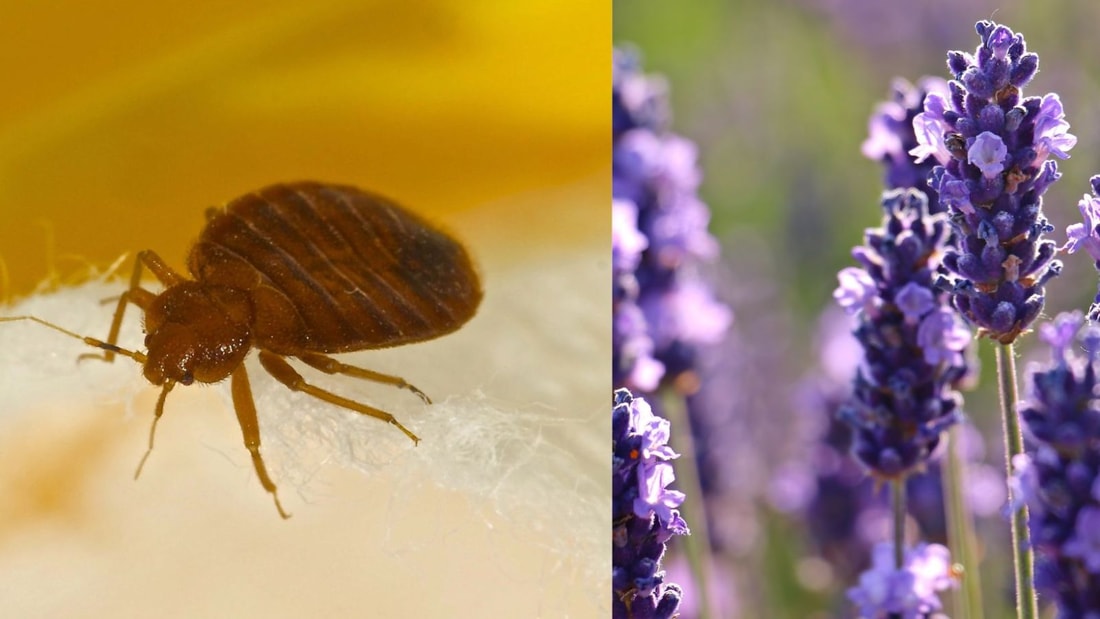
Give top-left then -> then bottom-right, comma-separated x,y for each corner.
0,0 -> 607,296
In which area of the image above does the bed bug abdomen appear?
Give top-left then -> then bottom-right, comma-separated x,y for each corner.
188,182 -> 482,354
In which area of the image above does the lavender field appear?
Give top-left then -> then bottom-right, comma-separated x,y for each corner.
614,2 -> 1100,617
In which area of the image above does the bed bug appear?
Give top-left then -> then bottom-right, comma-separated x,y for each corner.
1,181 -> 482,518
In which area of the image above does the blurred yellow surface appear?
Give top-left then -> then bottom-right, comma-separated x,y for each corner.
0,0 -> 607,297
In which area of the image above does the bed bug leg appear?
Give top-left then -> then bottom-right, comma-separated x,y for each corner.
80,249 -> 184,363
134,380 -> 175,479
258,350 -> 421,445
296,352 -> 432,404
231,364 -> 291,519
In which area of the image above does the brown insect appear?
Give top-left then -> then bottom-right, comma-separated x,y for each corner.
1,181 -> 482,518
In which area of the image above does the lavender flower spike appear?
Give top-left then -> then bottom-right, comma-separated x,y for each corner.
863,77 -> 950,210
613,388 -> 689,619
847,541 -> 957,619
612,47 -> 731,393
1063,176 -> 1100,321
916,21 -> 1075,343
835,189 -> 969,479
1014,312 -> 1100,617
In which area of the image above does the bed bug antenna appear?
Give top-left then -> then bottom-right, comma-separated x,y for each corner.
0,315 -> 148,364
1,312 -> 292,518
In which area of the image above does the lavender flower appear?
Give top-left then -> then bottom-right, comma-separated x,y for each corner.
835,189 -> 968,479
847,541 -> 956,618
794,309 -> 891,583
863,77 -> 951,209
1063,176 -> 1100,321
1013,312 -> 1100,617
612,47 -> 732,394
612,46 -> 732,618
613,49 -> 669,137
836,267 -> 878,315
613,388 -> 689,619
799,308 -> 999,589
802,387 -> 897,583
913,21 -> 1075,343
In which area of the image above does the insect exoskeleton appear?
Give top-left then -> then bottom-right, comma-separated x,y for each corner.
1,181 -> 483,518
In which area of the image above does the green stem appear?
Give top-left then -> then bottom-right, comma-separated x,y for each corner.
995,343 -> 1037,619
944,424 -> 983,619
661,389 -> 713,619
892,478 -> 906,570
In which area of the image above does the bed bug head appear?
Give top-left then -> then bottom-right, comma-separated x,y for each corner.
142,282 -> 253,386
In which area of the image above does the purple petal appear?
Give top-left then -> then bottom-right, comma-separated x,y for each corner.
910,109 -> 950,165
968,131 -> 1008,178
895,282 -> 935,322
917,307 -> 971,366
835,267 -> 877,315
613,199 -> 648,273
1064,507 -> 1100,574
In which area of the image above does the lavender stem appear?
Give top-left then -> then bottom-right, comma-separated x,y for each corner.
944,424 -> 982,619
995,343 -> 1037,619
892,478 -> 906,570
660,390 -> 714,619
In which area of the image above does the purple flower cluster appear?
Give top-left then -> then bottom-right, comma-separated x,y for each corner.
612,48 -> 732,393
834,189 -> 969,479
912,21 -> 1076,344
613,388 -> 689,619
1064,176 -> 1100,321
863,77 -> 950,210
1013,312 -> 1100,616
847,541 -> 957,618
800,308 -> 1001,587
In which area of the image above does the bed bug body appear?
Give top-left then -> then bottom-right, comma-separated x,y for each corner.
4,181 -> 482,518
